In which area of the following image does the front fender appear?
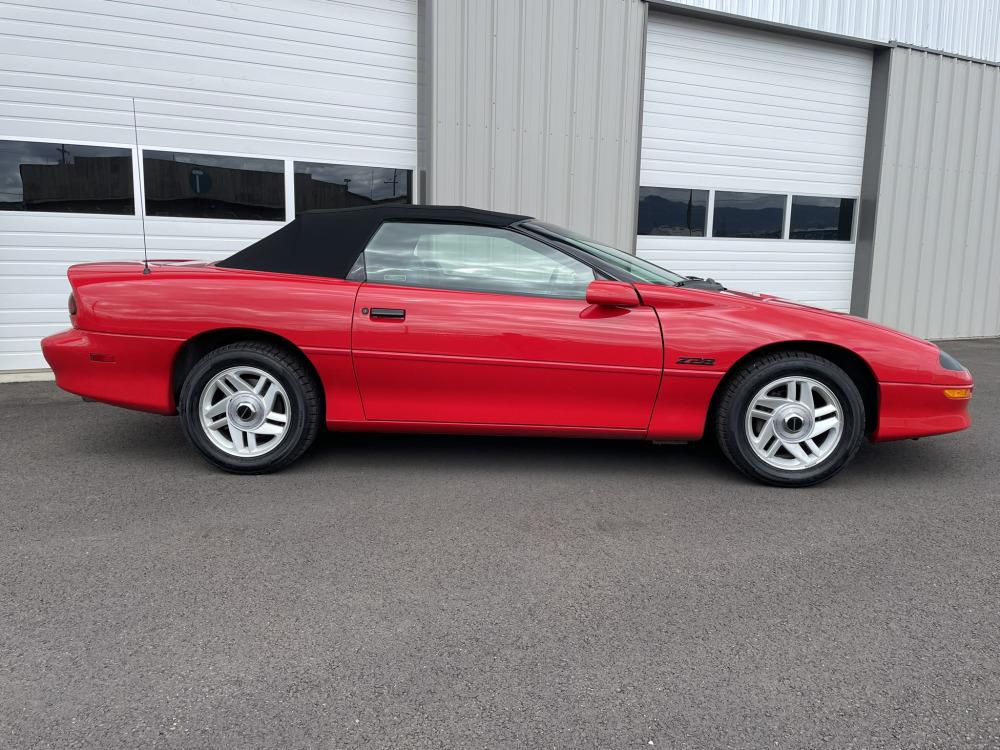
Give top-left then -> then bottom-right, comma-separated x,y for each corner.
637,285 -> 970,441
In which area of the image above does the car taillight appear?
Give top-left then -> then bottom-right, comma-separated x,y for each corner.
68,293 -> 77,317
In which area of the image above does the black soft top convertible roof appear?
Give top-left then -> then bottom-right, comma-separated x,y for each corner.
217,204 -> 533,279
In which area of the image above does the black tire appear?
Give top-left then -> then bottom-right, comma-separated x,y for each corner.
715,352 -> 866,487
178,341 -> 322,474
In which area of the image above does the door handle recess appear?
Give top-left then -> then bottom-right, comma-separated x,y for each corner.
370,307 -> 406,319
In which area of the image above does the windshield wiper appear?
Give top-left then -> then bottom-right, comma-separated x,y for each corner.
675,275 -> 725,290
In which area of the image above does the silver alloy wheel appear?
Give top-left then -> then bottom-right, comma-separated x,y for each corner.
199,366 -> 290,457
744,375 -> 843,471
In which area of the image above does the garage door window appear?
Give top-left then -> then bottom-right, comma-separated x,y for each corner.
789,196 -> 856,241
0,140 -> 133,214
637,187 -> 708,236
712,191 -> 786,239
143,150 -> 284,221
294,162 -> 411,213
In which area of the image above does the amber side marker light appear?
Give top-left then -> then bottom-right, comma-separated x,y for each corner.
943,388 -> 972,399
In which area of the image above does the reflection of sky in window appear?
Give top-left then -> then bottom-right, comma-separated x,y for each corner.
715,192 -> 785,210
295,162 -> 406,201
143,150 -> 282,173
0,141 -> 129,200
794,196 -> 841,209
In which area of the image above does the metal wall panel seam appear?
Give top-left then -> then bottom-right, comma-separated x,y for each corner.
540,0 -> 554,222
588,0 -> 608,243
911,52 -> 945,335
978,69 -> 1000,334
513,0 -> 526,216
941,60 -> 981,336
961,63 -> 994,333
566,0 -> 580,228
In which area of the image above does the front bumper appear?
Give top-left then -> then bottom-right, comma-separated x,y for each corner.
872,380 -> 973,441
41,328 -> 181,415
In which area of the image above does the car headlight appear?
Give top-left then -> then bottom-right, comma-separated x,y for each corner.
939,349 -> 967,372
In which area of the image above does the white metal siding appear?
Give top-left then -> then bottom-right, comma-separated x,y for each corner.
868,48 -> 1000,339
661,0 -> 1000,65
0,0 -> 417,371
638,13 -> 872,311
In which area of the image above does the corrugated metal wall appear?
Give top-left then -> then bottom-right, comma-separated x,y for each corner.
425,0 -> 646,251
661,0 -> 1000,64
867,47 -> 1000,339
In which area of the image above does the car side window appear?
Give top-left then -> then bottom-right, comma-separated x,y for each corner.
362,222 -> 597,299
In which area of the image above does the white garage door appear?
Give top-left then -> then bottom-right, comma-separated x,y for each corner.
0,0 -> 417,372
637,13 -> 872,311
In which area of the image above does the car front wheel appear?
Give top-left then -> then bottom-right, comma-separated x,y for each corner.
715,352 -> 866,487
178,342 -> 322,474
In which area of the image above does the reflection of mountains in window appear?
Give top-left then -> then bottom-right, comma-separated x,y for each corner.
638,187 -> 707,235
294,162 -> 411,214
790,197 -> 854,241
713,192 -> 785,239
143,151 -> 284,221
0,141 -> 133,214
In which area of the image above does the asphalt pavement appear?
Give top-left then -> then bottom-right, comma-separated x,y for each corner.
1,337 -> 998,749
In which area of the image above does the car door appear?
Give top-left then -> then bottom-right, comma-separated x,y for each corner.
351,221 -> 663,430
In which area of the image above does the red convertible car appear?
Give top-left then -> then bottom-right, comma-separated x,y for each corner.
42,205 -> 973,486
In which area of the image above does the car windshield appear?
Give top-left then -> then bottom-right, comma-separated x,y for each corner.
527,221 -> 686,286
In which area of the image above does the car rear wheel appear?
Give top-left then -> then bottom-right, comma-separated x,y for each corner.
179,342 -> 322,474
715,352 -> 866,487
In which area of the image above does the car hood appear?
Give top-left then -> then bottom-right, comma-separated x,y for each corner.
747,292 -> 932,346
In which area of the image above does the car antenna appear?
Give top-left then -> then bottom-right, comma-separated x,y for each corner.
131,97 -> 151,275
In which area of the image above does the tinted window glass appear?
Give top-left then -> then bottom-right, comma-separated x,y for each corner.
143,151 -> 284,220
529,221 -> 685,285
789,196 -> 855,241
0,140 -> 133,214
294,162 -> 410,213
364,223 -> 596,298
713,191 -> 786,239
637,187 -> 708,236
